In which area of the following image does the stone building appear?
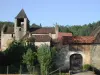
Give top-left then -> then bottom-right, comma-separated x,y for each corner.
1,9 -> 100,71
54,36 -> 95,71
55,27 -> 100,71
1,9 -> 59,50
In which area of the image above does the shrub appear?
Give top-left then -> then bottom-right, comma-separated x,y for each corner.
83,64 -> 91,71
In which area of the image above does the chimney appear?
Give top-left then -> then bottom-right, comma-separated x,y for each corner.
55,25 -> 59,39
1,24 -> 6,35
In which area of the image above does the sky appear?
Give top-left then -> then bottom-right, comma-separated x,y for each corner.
0,0 -> 100,26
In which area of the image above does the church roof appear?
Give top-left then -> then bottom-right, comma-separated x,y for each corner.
3,26 -> 55,35
30,27 -> 55,34
32,35 -> 51,42
4,26 -> 14,34
21,31 -> 51,42
15,9 -> 28,19
22,34 -> 51,42
58,32 -> 72,40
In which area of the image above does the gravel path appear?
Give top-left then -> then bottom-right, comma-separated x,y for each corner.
73,71 -> 96,75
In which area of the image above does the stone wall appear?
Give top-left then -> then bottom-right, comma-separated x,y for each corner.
54,45 -> 70,71
54,44 -> 91,71
34,42 -> 50,47
69,44 -> 91,65
1,34 -> 13,50
90,25 -> 100,69
91,44 -> 100,69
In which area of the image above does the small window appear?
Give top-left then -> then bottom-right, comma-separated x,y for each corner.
19,28 -> 21,31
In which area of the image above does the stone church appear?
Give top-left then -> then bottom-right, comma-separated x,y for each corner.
1,9 -> 100,71
1,9 -> 59,50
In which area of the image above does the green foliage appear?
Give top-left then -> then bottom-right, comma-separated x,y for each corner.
0,21 -> 14,27
4,41 -> 27,65
50,47 -> 57,70
0,41 -> 28,73
1,20 -> 100,36
22,48 -> 36,73
37,44 -> 52,75
22,48 -> 36,65
59,21 -> 100,36
0,40 -> 37,73
83,64 -> 91,71
31,23 -> 41,28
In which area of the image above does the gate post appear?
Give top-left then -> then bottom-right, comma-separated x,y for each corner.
7,66 -> 8,75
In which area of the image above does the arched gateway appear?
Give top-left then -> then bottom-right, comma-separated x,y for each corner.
70,54 -> 82,71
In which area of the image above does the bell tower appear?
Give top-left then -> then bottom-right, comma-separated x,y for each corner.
14,9 -> 29,40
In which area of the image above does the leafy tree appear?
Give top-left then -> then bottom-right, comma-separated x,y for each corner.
59,21 -> 100,36
0,51 -> 5,66
4,41 -> 27,65
40,23 -> 42,27
37,44 -> 52,75
31,23 -> 41,28
49,47 -> 57,72
0,41 -> 28,73
22,48 -> 36,73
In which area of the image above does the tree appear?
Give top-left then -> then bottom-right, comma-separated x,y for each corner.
4,41 -> 27,65
1,41 -> 28,73
37,44 -> 52,75
0,51 -> 5,66
31,23 -> 41,28
22,48 -> 36,73
40,23 -> 42,27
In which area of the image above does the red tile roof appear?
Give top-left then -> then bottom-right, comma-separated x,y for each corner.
62,36 -> 95,44
58,32 -> 72,40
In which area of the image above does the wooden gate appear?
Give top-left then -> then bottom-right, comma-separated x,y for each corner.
70,54 -> 82,71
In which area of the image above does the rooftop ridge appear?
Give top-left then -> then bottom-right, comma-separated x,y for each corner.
15,9 -> 28,19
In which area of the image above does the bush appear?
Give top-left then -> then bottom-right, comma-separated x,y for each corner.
83,64 -> 91,71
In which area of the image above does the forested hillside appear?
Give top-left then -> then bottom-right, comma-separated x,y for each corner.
0,21 -> 100,36
59,21 -> 100,36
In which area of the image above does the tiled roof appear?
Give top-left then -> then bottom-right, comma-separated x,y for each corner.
21,32 -> 30,40
63,36 -> 95,44
4,26 -> 14,34
58,32 -> 72,40
22,33 -> 51,42
32,35 -> 51,42
3,26 -> 55,34
15,9 -> 28,19
30,27 -> 55,34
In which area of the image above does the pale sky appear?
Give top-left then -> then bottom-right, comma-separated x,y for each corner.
0,0 -> 100,26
